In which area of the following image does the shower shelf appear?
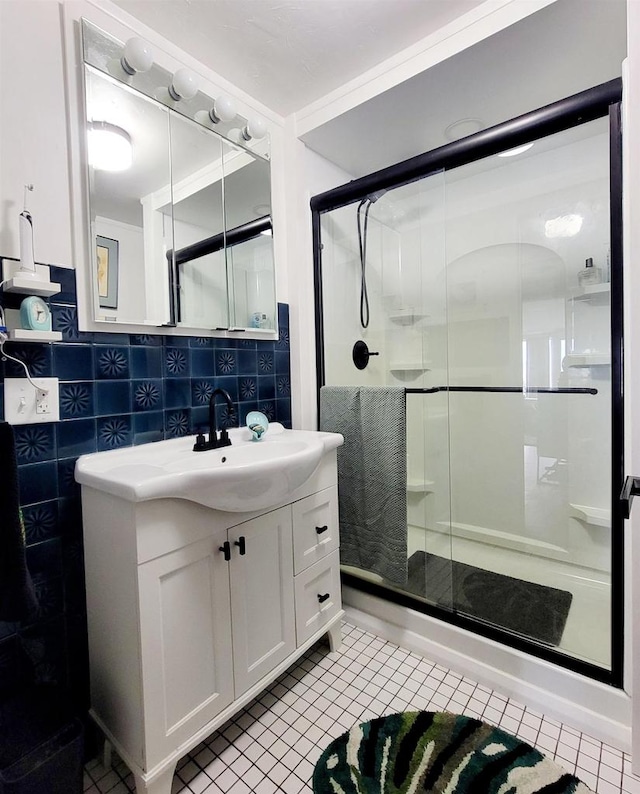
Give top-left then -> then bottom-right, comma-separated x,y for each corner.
569,283 -> 610,305
563,353 -> 610,368
407,479 -> 434,495
388,310 -> 429,326
569,503 -> 611,528
390,362 -> 431,377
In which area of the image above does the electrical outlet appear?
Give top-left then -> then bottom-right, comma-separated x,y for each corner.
4,378 -> 60,424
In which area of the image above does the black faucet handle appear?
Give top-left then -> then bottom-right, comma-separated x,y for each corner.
193,429 -> 208,451
218,427 -> 232,447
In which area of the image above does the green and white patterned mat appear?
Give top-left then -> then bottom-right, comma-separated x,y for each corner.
313,711 -> 594,794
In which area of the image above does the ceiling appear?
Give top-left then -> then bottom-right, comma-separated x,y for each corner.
110,0 -> 487,115
110,0 -> 627,179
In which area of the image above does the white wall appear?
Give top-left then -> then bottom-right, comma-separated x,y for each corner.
0,0 -> 74,267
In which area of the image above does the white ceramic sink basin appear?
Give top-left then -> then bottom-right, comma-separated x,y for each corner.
75,423 -> 343,512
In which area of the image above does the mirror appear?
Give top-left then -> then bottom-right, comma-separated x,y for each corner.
81,19 -> 276,333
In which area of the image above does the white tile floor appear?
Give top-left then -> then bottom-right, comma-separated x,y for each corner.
84,622 -> 640,794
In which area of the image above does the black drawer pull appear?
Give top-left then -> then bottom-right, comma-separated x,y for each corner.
318,593 -> 330,603
234,536 -> 246,556
315,525 -> 329,535
219,541 -> 231,561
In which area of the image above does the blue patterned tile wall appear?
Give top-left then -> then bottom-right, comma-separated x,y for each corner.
0,265 -> 291,708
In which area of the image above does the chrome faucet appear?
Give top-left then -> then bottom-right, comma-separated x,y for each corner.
193,388 -> 236,451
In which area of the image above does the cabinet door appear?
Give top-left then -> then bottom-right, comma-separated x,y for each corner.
138,530 -> 234,767
294,550 -> 342,646
229,507 -> 295,693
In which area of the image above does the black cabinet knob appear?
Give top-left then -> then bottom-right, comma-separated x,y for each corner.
219,541 -> 231,561
318,593 -> 330,603
234,536 -> 246,556
315,525 -> 329,535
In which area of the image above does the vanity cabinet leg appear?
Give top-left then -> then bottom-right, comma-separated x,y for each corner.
133,763 -> 176,794
327,622 -> 342,652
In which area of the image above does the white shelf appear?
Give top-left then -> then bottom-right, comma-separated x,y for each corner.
390,362 -> 431,373
563,353 -> 610,368
1,260 -> 60,297
7,329 -> 62,342
388,310 -> 429,326
569,503 -> 611,528
407,479 -> 434,494
570,283 -> 610,304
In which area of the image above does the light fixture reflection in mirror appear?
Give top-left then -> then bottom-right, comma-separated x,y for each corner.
88,121 -> 133,171
121,37 -> 153,74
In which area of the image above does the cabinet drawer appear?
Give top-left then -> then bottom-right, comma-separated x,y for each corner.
294,550 -> 341,646
292,487 -> 339,575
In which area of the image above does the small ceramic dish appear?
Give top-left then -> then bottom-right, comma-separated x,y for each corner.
246,410 -> 269,441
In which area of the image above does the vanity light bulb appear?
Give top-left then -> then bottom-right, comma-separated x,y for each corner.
121,37 -> 153,74
210,95 -> 237,123
242,116 -> 267,141
169,68 -> 198,101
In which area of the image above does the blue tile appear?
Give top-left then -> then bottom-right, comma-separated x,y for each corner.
277,302 -> 289,327
22,500 -> 59,544
97,415 -> 133,450
95,380 -> 132,416
56,419 -> 96,458
13,423 -> 56,464
215,376 -> 238,403
33,576 -> 65,621
133,411 -> 164,444
57,457 -> 80,499
257,401 -> 276,422
238,401 -> 259,424
214,403 -> 238,429
275,350 -> 290,375
276,374 -> 291,398
130,334 -> 162,346
275,325 -> 290,351
165,378 -> 190,409
189,336 -> 213,348
169,336 -> 189,347
164,347 -> 189,378
53,344 -> 93,380
91,331 -> 130,344
131,346 -> 162,378
191,378 -> 215,407
57,496 -> 82,540
238,377 -> 258,402
95,346 -> 130,379
50,266 -> 76,303
258,376 -> 276,401
191,406 -> 209,430
257,351 -> 275,374
236,338 -> 257,350
51,304 -> 81,341
3,343 -> 52,377
164,409 -> 192,438
237,349 -> 257,375
276,398 -> 292,428
18,461 -> 58,505
215,349 -> 237,376
19,616 -> 67,685
132,380 -> 163,412
59,381 -> 94,419
190,348 -> 215,376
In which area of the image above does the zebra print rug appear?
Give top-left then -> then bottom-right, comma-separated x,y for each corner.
312,711 -> 594,793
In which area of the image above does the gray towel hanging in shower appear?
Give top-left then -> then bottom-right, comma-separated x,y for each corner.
320,385 -> 407,587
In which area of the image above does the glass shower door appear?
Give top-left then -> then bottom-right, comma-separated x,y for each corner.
443,117 -> 613,669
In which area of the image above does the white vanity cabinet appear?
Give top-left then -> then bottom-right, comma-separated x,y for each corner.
78,438 -> 343,794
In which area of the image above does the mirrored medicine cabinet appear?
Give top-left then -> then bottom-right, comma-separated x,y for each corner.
80,18 -> 276,335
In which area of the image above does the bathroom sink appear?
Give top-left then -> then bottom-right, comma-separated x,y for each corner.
75,423 -> 344,512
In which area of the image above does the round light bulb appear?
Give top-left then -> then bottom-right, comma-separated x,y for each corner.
210,94 -> 237,123
88,122 -> 132,172
242,116 -> 267,141
121,37 -> 153,74
169,68 -> 198,101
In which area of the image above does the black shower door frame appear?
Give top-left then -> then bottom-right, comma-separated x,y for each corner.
310,78 -> 624,687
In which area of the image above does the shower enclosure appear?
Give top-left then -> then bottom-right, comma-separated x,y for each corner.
312,80 -> 623,684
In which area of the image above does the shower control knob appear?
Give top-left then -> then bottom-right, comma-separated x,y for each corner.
352,340 -> 379,370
